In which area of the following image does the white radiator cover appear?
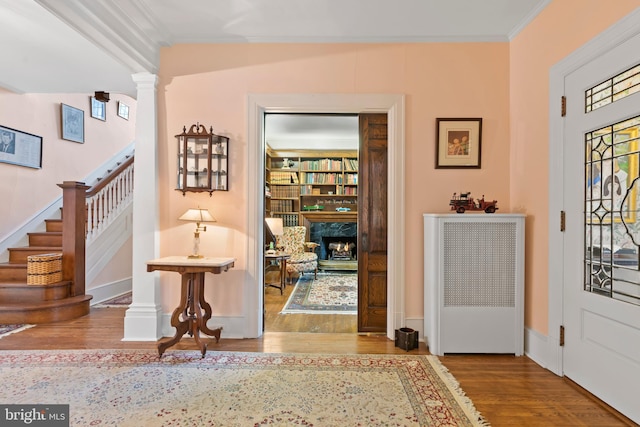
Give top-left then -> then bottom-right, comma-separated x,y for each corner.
423,213 -> 525,356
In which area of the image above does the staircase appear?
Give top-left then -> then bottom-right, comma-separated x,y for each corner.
0,217 -> 91,323
0,152 -> 134,324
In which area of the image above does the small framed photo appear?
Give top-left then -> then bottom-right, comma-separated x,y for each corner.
90,96 -> 106,121
61,103 -> 85,143
436,118 -> 482,169
117,101 -> 129,120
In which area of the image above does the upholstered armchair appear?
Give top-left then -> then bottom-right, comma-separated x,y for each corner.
276,226 -> 319,283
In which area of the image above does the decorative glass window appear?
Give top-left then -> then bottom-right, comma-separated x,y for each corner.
585,64 -> 640,112
584,115 -> 640,305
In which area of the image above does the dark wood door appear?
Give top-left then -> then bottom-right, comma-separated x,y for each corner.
357,113 -> 388,332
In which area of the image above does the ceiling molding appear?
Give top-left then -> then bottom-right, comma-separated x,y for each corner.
508,0 -> 551,40
36,0 -> 160,73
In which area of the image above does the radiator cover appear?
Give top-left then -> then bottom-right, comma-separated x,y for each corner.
423,214 -> 525,356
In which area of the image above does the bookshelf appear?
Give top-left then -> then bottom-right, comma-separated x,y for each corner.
265,149 -> 358,226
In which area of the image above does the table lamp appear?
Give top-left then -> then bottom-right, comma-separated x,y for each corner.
179,208 -> 216,258
265,217 -> 284,254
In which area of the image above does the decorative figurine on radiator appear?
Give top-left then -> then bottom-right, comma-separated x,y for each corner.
449,192 -> 498,213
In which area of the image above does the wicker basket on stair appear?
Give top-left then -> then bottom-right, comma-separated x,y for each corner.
27,253 -> 63,285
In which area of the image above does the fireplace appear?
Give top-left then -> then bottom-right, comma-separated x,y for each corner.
309,221 -> 357,261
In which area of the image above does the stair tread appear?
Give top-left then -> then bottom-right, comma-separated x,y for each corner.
28,231 -> 62,236
0,294 -> 92,310
9,246 -> 62,251
0,281 -> 70,288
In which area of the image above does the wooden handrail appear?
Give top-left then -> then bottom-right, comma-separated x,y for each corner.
86,155 -> 134,196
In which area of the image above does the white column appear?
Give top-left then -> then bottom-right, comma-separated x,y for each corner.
123,72 -> 163,341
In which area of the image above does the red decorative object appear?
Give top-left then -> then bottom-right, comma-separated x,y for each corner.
449,192 -> 498,213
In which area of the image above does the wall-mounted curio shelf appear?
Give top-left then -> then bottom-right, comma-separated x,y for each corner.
176,123 -> 229,195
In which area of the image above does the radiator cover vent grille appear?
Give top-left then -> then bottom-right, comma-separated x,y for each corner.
443,222 -> 516,307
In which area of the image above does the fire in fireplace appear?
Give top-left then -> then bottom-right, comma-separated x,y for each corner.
328,241 -> 356,260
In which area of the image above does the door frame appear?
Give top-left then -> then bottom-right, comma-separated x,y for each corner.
548,9 -> 640,376
247,93 -> 405,338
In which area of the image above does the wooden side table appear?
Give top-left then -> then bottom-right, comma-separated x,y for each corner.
264,252 -> 290,295
146,256 -> 235,357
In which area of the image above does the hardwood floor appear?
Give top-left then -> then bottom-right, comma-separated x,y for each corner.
0,280 -> 635,426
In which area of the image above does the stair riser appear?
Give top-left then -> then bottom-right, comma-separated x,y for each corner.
0,284 -> 71,303
0,299 -> 91,324
9,249 -> 62,263
0,266 -> 27,282
45,220 -> 63,232
28,234 -> 62,247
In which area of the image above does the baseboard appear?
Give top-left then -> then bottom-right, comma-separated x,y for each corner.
89,278 -> 132,305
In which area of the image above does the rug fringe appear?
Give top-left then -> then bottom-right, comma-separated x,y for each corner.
428,356 -> 492,426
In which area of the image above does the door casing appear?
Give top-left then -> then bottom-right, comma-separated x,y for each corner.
247,93 -> 405,338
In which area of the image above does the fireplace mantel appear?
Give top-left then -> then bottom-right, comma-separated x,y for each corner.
301,212 -> 357,227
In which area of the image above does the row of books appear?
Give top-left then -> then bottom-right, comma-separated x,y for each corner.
271,186 -> 300,198
270,171 -> 299,184
271,199 -> 295,212
301,172 -> 342,184
275,213 -> 299,227
299,158 -> 343,171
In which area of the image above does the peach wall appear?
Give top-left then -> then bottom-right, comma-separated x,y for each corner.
510,1 -> 638,334
158,43 -> 512,317
0,89 -> 137,240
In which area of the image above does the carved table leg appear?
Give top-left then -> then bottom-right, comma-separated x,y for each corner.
197,274 -> 222,342
191,273 -> 207,358
158,275 -> 191,357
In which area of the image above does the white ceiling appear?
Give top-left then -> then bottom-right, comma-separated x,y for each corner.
0,0 -> 549,146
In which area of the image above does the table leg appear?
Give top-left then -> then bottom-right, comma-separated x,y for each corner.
198,273 -> 223,342
157,274 -> 191,357
191,273 -> 207,358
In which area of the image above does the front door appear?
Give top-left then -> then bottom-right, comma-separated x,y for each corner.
563,33 -> 640,421
358,113 -> 388,332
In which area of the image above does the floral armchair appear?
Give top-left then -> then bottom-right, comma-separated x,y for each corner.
276,226 -> 319,283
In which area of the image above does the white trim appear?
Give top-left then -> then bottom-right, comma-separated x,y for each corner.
247,93 -> 405,339
89,278 -> 132,306
507,0 -> 551,41
548,8 -> 640,376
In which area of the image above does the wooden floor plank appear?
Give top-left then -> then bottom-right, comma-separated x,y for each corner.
0,280 -> 635,426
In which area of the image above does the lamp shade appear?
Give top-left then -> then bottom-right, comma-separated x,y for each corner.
179,208 -> 216,223
265,217 -> 284,236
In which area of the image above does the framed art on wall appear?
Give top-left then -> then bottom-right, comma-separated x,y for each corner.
435,118 -> 482,168
90,96 -> 106,121
0,125 -> 42,169
61,103 -> 84,143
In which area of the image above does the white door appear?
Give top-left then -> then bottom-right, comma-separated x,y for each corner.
563,33 -> 640,422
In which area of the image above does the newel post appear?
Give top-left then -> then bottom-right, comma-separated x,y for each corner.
57,181 -> 89,296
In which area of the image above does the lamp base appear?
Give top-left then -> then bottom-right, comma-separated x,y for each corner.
187,254 -> 204,259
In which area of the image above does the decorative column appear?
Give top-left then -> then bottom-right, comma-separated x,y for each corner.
123,72 -> 163,341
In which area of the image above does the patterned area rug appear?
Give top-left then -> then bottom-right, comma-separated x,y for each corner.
0,324 -> 34,339
93,291 -> 132,308
281,273 -> 357,314
0,350 -> 489,426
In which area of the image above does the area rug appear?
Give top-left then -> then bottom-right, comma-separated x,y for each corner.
0,350 -> 488,426
0,324 -> 34,339
93,291 -> 132,308
281,273 -> 357,314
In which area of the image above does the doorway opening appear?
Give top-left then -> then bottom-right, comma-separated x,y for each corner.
263,113 -> 359,333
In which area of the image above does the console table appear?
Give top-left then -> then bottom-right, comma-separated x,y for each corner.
146,256 -> 235,357
265,252 -> 290,294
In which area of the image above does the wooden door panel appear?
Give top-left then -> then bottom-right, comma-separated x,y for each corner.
358,113 -> 388,332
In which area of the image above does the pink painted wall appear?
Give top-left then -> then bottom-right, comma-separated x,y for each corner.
510,1 -> 638,333
157,43 -> 512,317
0,89 -> 137,240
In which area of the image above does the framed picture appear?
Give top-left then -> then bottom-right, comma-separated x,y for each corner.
90,96 -> 106,121
435,118 -> 482,168
0,125 -> 42,169
61,103 -> 84,143
117,101 -> 129,120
